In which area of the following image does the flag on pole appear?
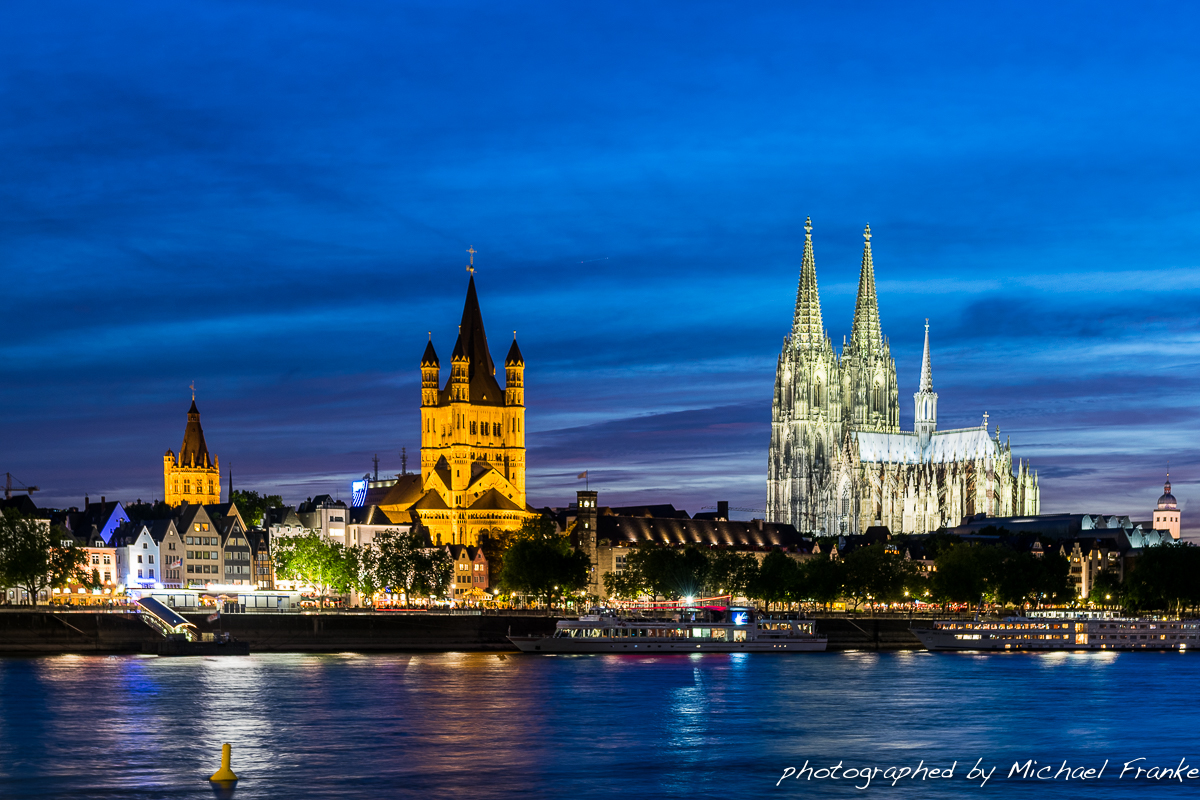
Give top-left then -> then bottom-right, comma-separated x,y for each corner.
207,611 -> 220,623
576,471 -> 588,480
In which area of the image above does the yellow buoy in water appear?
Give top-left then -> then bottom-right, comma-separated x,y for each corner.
209,743 -> 238,782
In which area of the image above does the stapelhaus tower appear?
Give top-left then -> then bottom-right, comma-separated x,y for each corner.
415,271 -> 532,545
163,398 -> 221,506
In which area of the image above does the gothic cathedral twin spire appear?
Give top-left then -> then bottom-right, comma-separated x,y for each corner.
767,220 -> 902,531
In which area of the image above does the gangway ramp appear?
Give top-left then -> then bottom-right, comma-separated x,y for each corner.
136,596 -> 198,641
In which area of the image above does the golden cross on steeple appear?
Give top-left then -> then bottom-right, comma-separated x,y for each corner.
982,410 -> 989,429
190,381 -> 195,400
466,246 -> 477,275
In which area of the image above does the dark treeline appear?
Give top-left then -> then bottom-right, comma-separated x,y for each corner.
1106,542 -> 1200,615
598,537 -> 1076,611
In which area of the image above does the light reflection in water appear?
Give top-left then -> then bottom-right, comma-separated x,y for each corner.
0,651 -> 1198,799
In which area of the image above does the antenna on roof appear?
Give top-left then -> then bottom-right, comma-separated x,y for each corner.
372,454 -> 380,481
401,447 -> 408,476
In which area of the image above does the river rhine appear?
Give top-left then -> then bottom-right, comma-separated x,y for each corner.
1,650 -> 1196,798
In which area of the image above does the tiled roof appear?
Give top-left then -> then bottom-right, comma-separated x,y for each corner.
594,516 -> 803,549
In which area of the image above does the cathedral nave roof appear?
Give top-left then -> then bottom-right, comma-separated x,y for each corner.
854,426 -> 997,464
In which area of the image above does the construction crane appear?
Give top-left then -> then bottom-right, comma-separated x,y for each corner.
700,506 -> 766,514
4,473 -> 39,501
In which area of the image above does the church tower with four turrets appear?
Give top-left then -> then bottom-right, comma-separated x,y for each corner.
402,267 -> 533,546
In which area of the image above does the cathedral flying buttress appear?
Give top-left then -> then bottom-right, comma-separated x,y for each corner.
767,221 -> 1039,535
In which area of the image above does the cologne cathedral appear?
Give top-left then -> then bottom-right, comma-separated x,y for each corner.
766,220 -> 1040,536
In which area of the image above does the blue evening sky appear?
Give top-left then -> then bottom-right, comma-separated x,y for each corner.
1,2 -> 1196,529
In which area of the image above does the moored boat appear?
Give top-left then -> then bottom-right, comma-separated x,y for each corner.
509,606 -> 827,654
913,616 -> 1200,652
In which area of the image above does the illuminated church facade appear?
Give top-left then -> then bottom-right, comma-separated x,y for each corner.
163,399 -> 221,506
766,220 -> 1039,536
378,272 -> 535,545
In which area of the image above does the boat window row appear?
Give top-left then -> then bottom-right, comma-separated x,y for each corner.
942,623 -> 1070,631
555,627 -> 746,641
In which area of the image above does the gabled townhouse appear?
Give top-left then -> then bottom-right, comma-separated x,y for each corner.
446,544 -> 489,603
216,513 -> 253,586
145,520 -> 185,589
111,522 -> 162,589
174,503 -> 223,588
56,523 -> 119,604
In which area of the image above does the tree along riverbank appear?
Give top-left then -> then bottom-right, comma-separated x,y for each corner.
0,611 -> 927,654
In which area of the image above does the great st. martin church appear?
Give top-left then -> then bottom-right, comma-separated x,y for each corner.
766,220 -> 1039,536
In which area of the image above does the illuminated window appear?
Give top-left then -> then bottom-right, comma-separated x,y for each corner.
183,480 -> 191,494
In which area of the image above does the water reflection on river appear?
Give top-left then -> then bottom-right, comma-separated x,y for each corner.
0,650 -> 1196,798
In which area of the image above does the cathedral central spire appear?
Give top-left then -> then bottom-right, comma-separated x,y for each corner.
919,319 -> 933,392
791,217 -> 826,348
850,224 -> 883,355
914,320 -> 938,446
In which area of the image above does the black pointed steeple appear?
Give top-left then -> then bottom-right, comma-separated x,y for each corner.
505,334 -> 524,367
421,338 -> 440,368
443,275 -> 504,404
179,400 -> 211,468
458,275 -> 496,378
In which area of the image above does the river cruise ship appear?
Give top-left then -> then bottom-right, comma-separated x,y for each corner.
913,617 -> 1200,652
508,606 -> 827,654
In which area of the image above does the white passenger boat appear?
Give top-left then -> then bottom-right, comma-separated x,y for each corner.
913,616 -> 1200,652
508,606 -> 827,653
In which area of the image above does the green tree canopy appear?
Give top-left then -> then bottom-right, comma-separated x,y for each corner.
932,544 -> 1070,609
803,554 -> 844,608
746,550 -> 803,606
499,518 -> 589,606
230,490 -> 285,527
272,532 -> 353,601
706,550 -> 759,599
0,510 -> 89,604
840,544 -> 916,610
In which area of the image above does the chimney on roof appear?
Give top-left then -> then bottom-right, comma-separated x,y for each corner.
101,496 -> 105,505
85,495 -> 89,507
717,501 -> 729,521
757,519 -> 763,531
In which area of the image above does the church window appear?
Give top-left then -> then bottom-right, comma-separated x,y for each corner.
470,421 -> 477,435
183,480 -> 190,494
